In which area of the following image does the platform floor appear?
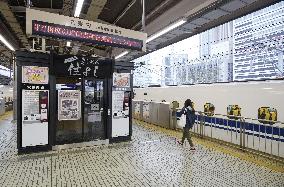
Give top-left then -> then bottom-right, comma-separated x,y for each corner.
0,113 -> 283,187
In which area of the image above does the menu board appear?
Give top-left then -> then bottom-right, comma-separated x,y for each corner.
22,90 -> 49,147
112,91 -> 124,113
58,90 -> 81,121
22,90 -> 48,123
113,73 -> 130,87
22,66 -> 49,84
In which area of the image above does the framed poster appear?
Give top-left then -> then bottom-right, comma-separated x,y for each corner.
22,90 -> 49,147
113,73 -> 130,87
58,90 -> 81,121
22,66 -> 49,84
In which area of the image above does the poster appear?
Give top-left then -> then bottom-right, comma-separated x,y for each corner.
112,91 -> 124,112
22,90 -> 49,123
113,73 -> 130,87
22,66 -> 49,84
58,90 -> 81,121
88,112 -> 101,122
112,91 -> 126,118
22,90 -> 49,147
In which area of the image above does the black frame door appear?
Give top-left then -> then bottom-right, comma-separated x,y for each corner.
82,78 -> 109,141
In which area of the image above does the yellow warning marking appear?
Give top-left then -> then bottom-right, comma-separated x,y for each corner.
134,119 -> 284,173
0,111 -> 13,121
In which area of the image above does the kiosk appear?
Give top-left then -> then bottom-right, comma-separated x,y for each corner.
16,8 -> 146,153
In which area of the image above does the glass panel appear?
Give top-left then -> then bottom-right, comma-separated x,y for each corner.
83,79 -> 106,141
55,77 -> 82,144
133,1 -> 284,87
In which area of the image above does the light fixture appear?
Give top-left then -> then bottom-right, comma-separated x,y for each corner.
115,51 -> 129,60
66,41 -> 71,47
74,0 -> 84,17
0,34 -> 15,51
146,19 -> 186,43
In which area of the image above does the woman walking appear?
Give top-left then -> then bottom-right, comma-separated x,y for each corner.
178,99 -> 196,150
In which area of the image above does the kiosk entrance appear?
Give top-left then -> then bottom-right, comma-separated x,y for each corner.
55,77 -> 109,144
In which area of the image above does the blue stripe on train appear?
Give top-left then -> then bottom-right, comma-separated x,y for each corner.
200,123 -> 284,142
195,115 -> 284,142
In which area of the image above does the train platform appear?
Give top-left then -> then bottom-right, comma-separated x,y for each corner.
0,113 -> 283,187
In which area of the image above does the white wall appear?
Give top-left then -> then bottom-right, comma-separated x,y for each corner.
134,81 -> 284,122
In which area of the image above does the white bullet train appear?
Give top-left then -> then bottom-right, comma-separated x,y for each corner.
133,80 -> 284,158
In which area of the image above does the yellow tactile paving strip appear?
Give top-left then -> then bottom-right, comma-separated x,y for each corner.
0,111 -> 13,121
134,120 -> 284,173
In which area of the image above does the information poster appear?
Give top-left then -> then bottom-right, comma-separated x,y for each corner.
22,90 -> 49,147
113,73 -> 130,87
88,112 -> 101,122
22,66 -> 49,84
22,90 -> 49,123
58,90 -> 81,121
112,91 -> 124,113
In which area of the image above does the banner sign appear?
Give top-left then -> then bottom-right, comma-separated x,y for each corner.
58,90 -> 81,121
26,9 -> 147,51
53,54 -> 113,77
22,66 -> 48,84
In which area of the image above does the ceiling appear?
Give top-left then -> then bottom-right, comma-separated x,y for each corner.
0,0 -> 281,77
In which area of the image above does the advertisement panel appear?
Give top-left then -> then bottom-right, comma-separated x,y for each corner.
22,89 -> 49,147
58,90 -> 81,121
113,73 -> 130,87
22,66 -> 49,84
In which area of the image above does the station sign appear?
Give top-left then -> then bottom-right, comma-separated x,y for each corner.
26,9 -> 147,51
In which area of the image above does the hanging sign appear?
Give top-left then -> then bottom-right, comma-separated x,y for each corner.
53,54 -> 113,78
22,66 -> 49,84
58,90 -> 81,121
26,9 -> 147,51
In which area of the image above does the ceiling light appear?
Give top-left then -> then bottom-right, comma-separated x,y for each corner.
146,19 -> 186,43
74,0 -> 84,17
0,34 -> 15,51
115,51 -> 129,60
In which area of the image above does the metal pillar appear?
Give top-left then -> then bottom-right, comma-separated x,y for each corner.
141,0 -> 145,32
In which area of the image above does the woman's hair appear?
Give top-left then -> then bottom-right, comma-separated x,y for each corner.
184,99 -> 195,111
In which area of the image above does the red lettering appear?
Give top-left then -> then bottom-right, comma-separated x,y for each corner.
47,26 -> 54,33
33,23 -> 40,31
54,27 -> 61,34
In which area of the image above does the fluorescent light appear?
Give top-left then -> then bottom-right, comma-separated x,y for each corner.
66,41 -> 71,47
74,0 -> 84,17
115,51 -> 129,60
146,19 -> 186,43
0,34 -> 15,51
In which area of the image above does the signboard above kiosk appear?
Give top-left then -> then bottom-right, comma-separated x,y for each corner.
26,9 -> 147,51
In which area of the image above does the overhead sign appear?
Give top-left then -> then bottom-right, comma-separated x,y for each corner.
26,8 -> 147,51
53,54 -> 113,78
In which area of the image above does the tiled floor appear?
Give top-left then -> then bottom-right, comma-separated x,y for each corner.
0,114 -> 283,187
